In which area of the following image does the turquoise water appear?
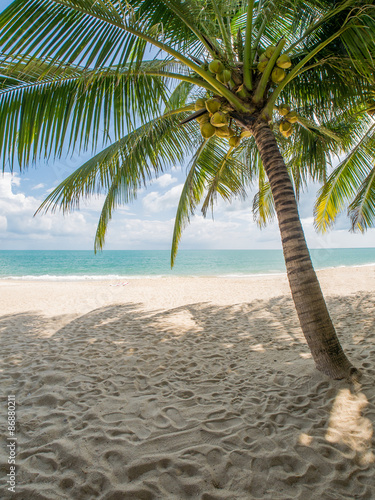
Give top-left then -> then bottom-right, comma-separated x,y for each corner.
0,249 -> 374,280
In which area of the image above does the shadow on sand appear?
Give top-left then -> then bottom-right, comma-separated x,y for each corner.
0,292 -> 374,499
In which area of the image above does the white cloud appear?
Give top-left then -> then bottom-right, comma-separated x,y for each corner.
31,183 -> 46,190
152,173 -> 177,188
0,173 -> 96,247
106,217 -> 175,248
142,184 -> 183,213
1,171 -> 374,251
0,215 -> 7,231
301,216 -> 375,249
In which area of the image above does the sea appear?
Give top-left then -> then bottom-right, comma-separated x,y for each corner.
0,249 -> 374,280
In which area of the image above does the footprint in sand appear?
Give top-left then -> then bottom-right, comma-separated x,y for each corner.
203,417 -> 243,432
162,407 -> 187,428
102,412 -> 126,423
175,389 -> 195,400
127,457 -> 171,481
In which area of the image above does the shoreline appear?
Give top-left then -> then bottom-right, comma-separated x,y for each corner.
0,262 -> 374,282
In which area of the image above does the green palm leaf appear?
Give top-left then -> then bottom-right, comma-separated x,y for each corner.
348,166 -> 375,231
314,121 -> 375,231
37,105 -> 197,214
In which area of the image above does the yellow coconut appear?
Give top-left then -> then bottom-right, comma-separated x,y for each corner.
285,111 -> 298,123
196,112 -> 210,124
259,53 -> 269,63
284,128 -> 293,138
229,136 -> 241,147
208,59 -> 224,74
216,69 -> 231,84
205,98 -> 221,114
265,45 -> 277,58
195,98 -> 207,111
281,127 -> 293,138
278,104 -> 291,116
257,60 -> 268,73
200,122 -> 216,139
271,67 -> 286,83
276,54 -> 292,69
215,126 -> 231,138
279,121 -> 292,134
240,129 -> 252,139
210,111 -> 228,128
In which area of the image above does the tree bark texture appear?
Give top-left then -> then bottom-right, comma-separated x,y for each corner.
247,118 -> 358,379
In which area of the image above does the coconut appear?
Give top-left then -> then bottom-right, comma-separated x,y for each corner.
229,136 -> 241,148
257,60 -> 268,73
208,59 -> 224,74
285,111 -> 298,123
240,129 -> 252,139
259,53 -> 269,63
278,104 -> 291,116
265,45 -> 277,58
276,54 -> 292,69
215,126 -> 231,138
284,128 -> 293,138
216,69 -> 231,84
210,111 -> 228,128
205,98 -> 221,114
196,112 -> 210,124
271,67 -> 286,83
195,98 -> 207,111
279,121 -> 292,133
200,122 -> 216,139
281,127 -> 293,138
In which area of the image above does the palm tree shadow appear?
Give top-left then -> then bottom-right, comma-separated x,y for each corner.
0,292 -> 374,499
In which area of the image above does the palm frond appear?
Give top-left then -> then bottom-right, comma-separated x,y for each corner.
200,140 -> 247,217
0,58 -> 202,169
37,105 -> 197,215
171,138 -> 208,266
314,121 -> 375,231
348,166 -> 375,231
253,173 -> 275,228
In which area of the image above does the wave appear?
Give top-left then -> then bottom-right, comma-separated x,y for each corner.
0,274 -> 168,281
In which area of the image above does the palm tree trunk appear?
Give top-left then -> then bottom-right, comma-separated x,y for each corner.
247,117 -> 358,379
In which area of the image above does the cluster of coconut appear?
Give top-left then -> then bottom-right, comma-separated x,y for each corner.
192,47 -> 295,144
257,46 -> 291,83
195,98 -> 251,146
208,60 -> 232,85
278,105 -> 298,137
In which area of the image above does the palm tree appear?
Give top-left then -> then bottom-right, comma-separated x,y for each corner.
1,0 -> 375,379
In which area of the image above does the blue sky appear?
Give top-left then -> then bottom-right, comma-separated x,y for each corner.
1,1 -> 375,251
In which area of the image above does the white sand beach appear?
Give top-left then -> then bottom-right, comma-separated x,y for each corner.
0,266 -> 374,499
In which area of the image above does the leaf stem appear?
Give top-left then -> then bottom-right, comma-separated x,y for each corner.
49,0 -> 249,111
211,0 -> 233,60
243,0 -> 255,90
253,39 -> 285,104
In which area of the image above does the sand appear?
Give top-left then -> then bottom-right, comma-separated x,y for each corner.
0,266 -> 374,499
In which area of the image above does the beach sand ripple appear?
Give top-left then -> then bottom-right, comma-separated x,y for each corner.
0,268 -> 374,499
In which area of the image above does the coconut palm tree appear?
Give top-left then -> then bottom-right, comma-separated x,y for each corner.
1,0 -> 375,379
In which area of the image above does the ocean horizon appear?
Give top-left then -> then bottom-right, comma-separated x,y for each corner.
0,248 -> 374,280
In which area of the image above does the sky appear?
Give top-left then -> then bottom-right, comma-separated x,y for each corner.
1,1 -> 375,251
